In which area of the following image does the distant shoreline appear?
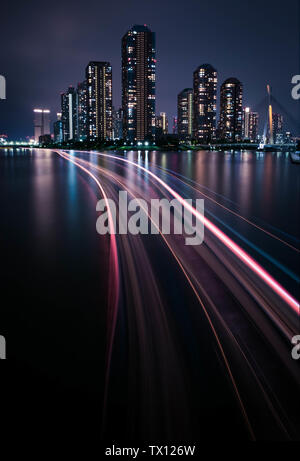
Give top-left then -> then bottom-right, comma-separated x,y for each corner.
0,144 -> 297,153
0,144 -> 297,152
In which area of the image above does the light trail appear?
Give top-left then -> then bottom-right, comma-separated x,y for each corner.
71,154 -> 256,440
82,150 -> 299,315
98,151 -> 300,252
74,153 -> 297,439
95,154 -> 299,282
150,163 -> 300,253
53,149 -> 299,440
56,151 -> 120,371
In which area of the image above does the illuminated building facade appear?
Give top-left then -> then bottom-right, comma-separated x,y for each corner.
178,88 -> 193,140
193,64 -> 217,142
155,112 -> 168,138
122,25 -> 156,142
77,80 -> 87,141
160,112 -> 168,134
249,111 -> 258,142
243,107 -> 259,142
33,109 -> 50,142
113,107 -> 123,140
53,112 -> 63,143
219,78 -> 243,141
86,61 -> 112,140
272,113 -> 283,144
61,86 -> 78,141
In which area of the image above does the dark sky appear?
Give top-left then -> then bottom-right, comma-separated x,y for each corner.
1,0 -> 299,139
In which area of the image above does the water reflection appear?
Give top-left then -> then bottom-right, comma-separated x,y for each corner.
32,150 -> 55,245
142,149 -> 299,238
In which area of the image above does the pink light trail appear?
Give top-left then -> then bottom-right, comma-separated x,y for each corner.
92,151 -> 299,315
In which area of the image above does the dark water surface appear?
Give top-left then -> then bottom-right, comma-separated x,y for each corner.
0,148 -> 299,443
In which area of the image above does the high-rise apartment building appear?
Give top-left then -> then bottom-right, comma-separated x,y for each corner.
61,86 -> 78,141
86,61 -> 112,140
112,107 -> 123,140
122,25 -> 156,142
272,113 -> 283,144
33,109 -> 50,142
219,78 -> 243,141
155,112 -> 168,138
193,64 -> 217,142
53,112 -> 63,143
243,107 -> 259,142
77,80 -> 87,141
178,88 -> 193,140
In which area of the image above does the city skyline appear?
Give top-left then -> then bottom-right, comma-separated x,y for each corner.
0,0 -> 299,139
49,48 -> 289,144
25,40 -> 297,144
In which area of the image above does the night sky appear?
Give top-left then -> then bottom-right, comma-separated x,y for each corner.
1,0 -> 299,139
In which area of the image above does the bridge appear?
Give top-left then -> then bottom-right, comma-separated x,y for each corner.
254,84 -> 299,149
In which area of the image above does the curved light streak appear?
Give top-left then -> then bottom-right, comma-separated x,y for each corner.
75,156 -> 255,439
56,151 -> 120,367
85,151 -> 299,315
153,164 -> 300,253
56,149 -> 299,439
